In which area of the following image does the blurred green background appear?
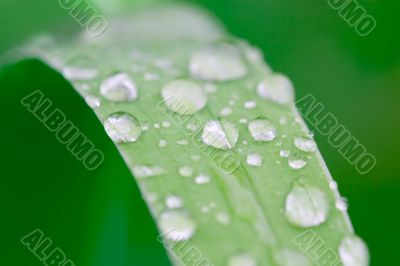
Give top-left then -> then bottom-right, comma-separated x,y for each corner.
1,0 -> 399,265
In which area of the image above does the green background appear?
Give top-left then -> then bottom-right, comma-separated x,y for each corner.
1,0 -> 399,265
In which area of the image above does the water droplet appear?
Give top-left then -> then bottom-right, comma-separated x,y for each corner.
285,184 -> 329,227
248,118 -> 277,142
239,118 -> 248,124
162,121 -> 171,128
84,95 -> 101,108
288,153 -> 307,170
279,117 -> 288,125
280,149 -> 290,158
215,212 -> 230,225
244,101 -> 257,109
220,107 -> 232,116
154,123 -> 161,129
339,235 -> 369,266
132,165 -> 165,178
336,197 -> 348,212
176,139 -> 189,145
294,137 -> 317,153
329,181 -> 338,190
104,112 -> 141,143
228,253 -> 256,266
247,153 -> 263,167
62,66 -> 98,81
161,80 -> 207,115
190,43 -> 247,82
186,123 -> 198,131
166,195 -> 183,209
195,174 -> 211,184
179,166 -> 193,177
257,73 -> 294,104
159,211 -> 196,241
159,139 -> 168,148
275,248 -> 312,266
191,155 -> 201,161
100,73 -> 138,102
202,120 -> 239,150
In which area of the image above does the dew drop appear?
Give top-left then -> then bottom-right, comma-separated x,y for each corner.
159,211 -> 196,241
248,118 -> 277,142
202,120 -> 239,150
100,73 -> 138,102
257,73 -> 294,104
195,174 -> 211,184
280,149 -> 290,158
228,253 -> 256,266
190,43 -> 247,82
215,212 -> 230,225
166,195 -> 183,209
62,66 -> 98,81
288,153 -> 307,170
132,165 -> 165,178
247,153 -> 263,167
244,101 -> 257,109
339,235 -> 369,266
161,80 -> 207,115
220,107 -> 232,116
179,166 -> 193,177
162,121 -> 171,128
159,139 -> 168,148
285,184 -> 329,227
84,95 -> 101,108
104,112 -> 141,143
294,137 -> 317,153
176,139 -> 189,145
336,197 -> 348,212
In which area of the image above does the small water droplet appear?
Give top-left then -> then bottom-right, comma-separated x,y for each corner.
104,112 -> 141,143
228,253 -> 256,266
162,121 -> 171,128
195,174 -> 211,184
339,235 -> 369,266
179,166 -> 193,177
190,43 -> 247,82
159,211 -> 196,241
215,212 -> 230,225
220,107 -> 232,116
248,118 -> 277,142
280,149 -> 290,158
247,153 -> 263,167
176,139 -> 189,145
288,153 -> 307,170
336,197 -> 348,212
191,155 -> 201,161
166,194 -> 183,209
257,73 -> 294,104
161,80 -> 207,115
244,101 -> 257,109
202,120 -> 239,150
329,181 -> 338,190
132,165 -> 165,178
84,95 -> 101,108
239,118 -> 248,124
154,123 -> 161,129
159,139 -> 168,148
294,137 -> 317,153
279,117 -> 288,125
100,73 -> 138,102
285,184 -> 329,227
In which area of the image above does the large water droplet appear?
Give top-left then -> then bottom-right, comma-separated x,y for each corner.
100,73 -> 138,102
104,112 -> 141,143
248,118 -> 277,142
228,253 -> 256,266
294,137 -> 317,153
285,184 -> 329,227
202,120 -> 239,150
159,211 -> 196,241
161,80 -> 207,115
189,44 -> 247,82
257,73 -> 294,104
339,235 -> 369,266
275,248 -> 311,266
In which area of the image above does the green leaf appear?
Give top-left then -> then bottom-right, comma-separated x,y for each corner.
14,4 -> 368,266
